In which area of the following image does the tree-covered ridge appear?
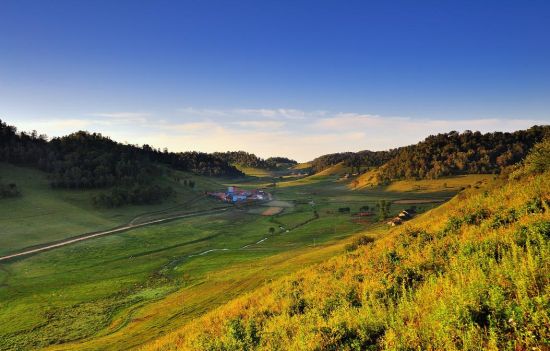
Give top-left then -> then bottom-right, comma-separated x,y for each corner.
377,126 -> 549,182
265,156 -> 297,166
309,150 -> 396,173
308,126 -> 548,180
145,139 -> 550,351
0,119 -> 243,190
213,151 -> 297,170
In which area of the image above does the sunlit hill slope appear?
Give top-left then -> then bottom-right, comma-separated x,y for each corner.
145,139 -> 550,351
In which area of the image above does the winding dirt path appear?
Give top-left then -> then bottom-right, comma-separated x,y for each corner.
0,207 -> 230,262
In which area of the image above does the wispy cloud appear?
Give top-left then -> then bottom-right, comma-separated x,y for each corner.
177,107 -> 325,121
88,112 -> 150,124
177,107 -> 229,118
164,121 -> 223,133
232,120 -> 286,129
315,113 -> 544,134
14,107 -> 547,161
234,108 -> 318,120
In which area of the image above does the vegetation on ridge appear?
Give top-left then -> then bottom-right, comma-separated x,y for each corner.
213,151 -> 297,170
309,150 -> 396,174
1,118 -> 548,350
376,126 -> 549,182
0,119 -> 244,190
0,118 -> 243,207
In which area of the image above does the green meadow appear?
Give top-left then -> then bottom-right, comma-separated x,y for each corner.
0,165 -> 487,350
0,163 -> 226,255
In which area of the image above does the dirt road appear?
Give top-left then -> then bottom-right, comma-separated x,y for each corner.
0,207 -> 230,262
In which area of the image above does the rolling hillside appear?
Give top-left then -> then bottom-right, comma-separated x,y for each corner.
0,163 -> 224,256
307,126 -> 548,184
214,151 -> 297,177
0,120 -> 548,351
2,2 -> 549,351
314,162 -> 353,177
0,147 -> 481,351
144,140 -> 549,351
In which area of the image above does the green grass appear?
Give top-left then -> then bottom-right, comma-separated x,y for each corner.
234,165 -> 273,177
0,205 -> 366,350
315,162 -> 352,176
291,162 -> 312,170
384,174 -> 493,193
145,165 -> 550,351
0,163 -> 225,255
233,164 -> 298,179
0,167 -> 471,350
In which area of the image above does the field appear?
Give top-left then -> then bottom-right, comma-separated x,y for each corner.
384,174 -> 494,192
0,165 -> 490,350
314,162 -> 352,176
0,163 -> 225,256
291,162 -> 312,170
233,165 -> 300,179
233,165 -> 274,178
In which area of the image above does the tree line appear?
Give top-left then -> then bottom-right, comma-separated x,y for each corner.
307,126 -> 548,181
376,126 -> 549,182
0,118 -> 244,207
0,119 -> 243,190
309,150 -> 397,173
213,151 -> 297,169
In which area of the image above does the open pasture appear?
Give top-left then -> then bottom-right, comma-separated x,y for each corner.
0,163 -> 226,256
0,167 -> 477,350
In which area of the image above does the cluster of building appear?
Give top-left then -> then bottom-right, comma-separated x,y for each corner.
208,186 -> 267,203
387,209 -> 415,226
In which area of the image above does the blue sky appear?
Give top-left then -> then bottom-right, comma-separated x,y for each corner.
0,0 -> 549,161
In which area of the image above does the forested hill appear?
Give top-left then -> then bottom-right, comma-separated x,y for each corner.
0,119 -> 243,190
307,126 -> 548,181
213,151 -> 297,170
309,150 -> 398,174
377,126 -> 549,182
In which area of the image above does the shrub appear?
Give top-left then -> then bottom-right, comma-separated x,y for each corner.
0,181 -> 20,198
339,207 -> 351,213
346,235 -> 375,252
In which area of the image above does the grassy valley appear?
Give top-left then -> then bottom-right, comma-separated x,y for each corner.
0,121 -> 548,351
0,161 -> 499,350
3,2 -> 549,350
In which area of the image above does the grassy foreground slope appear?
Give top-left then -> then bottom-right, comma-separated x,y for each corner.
0,159 -> 482,350
0,171 -> 377,350
145,149 -> 549,350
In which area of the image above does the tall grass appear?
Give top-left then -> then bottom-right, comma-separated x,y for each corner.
144,162 -> 549,350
